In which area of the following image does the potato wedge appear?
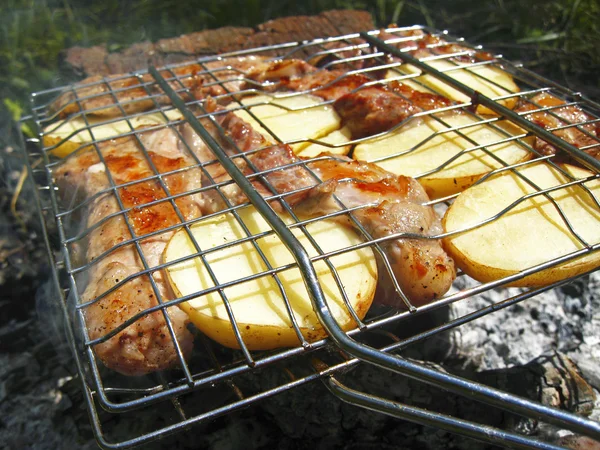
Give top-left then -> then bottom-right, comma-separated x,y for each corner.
443,162 -> 600,286
230,94 -> 344,154
43,109 -> 183,158
164,206 -> 377,350
386,60 -> 519,113
354,114 -> 532,199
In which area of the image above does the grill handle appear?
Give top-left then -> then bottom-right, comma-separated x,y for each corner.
326,375 -> 563,450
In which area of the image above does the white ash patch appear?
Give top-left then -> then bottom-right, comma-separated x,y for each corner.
450,272 -> 600,377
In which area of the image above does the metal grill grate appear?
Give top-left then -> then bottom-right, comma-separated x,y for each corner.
18,25 -> 600,449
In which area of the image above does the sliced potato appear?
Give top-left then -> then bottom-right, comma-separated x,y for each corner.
230,94 -> 343,154
296,126 -> 352,158
164,206 -> 377,350
354,114 -> 532,199
443,162 -> 600,286
386,60 -> 519,113
43,109 -> 183,158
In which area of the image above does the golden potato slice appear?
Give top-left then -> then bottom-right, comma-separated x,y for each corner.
230,94 -> 343,154
443,162 -> 600,286
386,60 -> 519,113
354,114 -> 532,199
296,126 -> 352,158
164,206 -> 377,350
43,110 -> 183,158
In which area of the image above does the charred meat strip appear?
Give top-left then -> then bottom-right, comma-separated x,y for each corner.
516,92 -> 600,163
54,127 -> 203,375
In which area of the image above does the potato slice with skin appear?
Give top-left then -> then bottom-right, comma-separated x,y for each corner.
164,206 -> 377,350
443,162 -> 600,286
230,94 -> 343,154
386,61 -> 519,113
43,109 -> 183,158
354,114 -> 532,199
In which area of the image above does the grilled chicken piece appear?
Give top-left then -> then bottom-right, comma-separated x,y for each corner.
297,157 -> 455,306
185,108 -> 455,306
333,83 -> 452,138
516,92 -> 600,163
50,56 -> 267,118
281,71 -> 372,101
54,126 -> 203,375
307,39 -> 368,71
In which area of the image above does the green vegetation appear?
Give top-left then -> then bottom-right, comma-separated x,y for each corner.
1,0 -> 598,136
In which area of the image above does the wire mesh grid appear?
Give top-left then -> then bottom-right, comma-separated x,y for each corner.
18,25 -> 600,449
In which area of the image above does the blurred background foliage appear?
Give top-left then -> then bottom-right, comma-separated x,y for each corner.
1,0 -> 599,132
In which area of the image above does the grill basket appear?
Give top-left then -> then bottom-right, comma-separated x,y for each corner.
17,25 -> 600,449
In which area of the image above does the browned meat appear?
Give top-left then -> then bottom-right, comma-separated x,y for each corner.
187,108 -> 455,306
297,157 -> 455,306
50,56 -> 267,118
333,84 -> 452,138
516,92 -> 600,163
245,59 -> 317,84
281,71 -> 372,101
54,127 -> 203,375
377,29 -> 494,64
307,39 -> 367,71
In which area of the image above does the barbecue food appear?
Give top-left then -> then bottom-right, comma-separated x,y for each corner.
47,29 -> 472,371
164,206 -> 377,350
49,56 -> 268,118
378,29 -> 519,113
295,157 -> 455,306
443,162 -> 600,286
353,114 -> 532,199
43,109 -> 183,158
515,92 -> 600,164
332,83 -> 452,138
180,107 -> 455,306
229,94 -> 350,155
53,126 -> 203,375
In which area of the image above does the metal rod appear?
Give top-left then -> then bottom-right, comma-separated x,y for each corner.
148,66 -> 343,345
327,377 -> 564,450
360,32 -> 600,173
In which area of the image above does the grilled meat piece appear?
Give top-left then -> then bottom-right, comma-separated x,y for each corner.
296,157 -> 455,306
516,92 -> 600,163
281,71 -> 372,101
333,83 -> 452,138
54,126 -> 203,375
50,56 -> 267,118
245,59 -> 317,84
377,28 -> 494,64
186,108 -> 455,306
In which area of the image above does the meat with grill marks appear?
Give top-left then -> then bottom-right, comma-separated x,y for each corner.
50,56 -> 269,118
186,108 -> 456,306
516,92 -> 600,164
54,126 -> 203,375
